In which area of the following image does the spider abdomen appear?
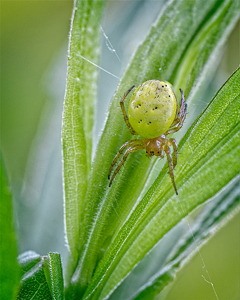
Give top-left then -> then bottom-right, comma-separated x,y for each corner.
128,80 -> 177,138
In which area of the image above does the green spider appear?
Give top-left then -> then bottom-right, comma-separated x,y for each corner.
108,80 -> 187,195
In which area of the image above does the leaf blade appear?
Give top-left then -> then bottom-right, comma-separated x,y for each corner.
17,252 -> 64,300
44,253 -> 64,300
17,252 -> 52,300
62,0 -> 104,264
130,177 -> 240,299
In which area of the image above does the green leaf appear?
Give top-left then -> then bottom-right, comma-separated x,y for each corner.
69,0 -> 240,295
112,176 -> 240,299
0,155 -> 20,300
44,253 -> 64,300
62,0 -> 105,264
17,251 -> 52,300
171,0 -> 240,95
18,251 -> 41,277
83,66 -> 240,299
17,251 -> 64,300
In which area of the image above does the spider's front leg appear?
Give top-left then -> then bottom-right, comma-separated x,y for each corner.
168,138 -> 178,169
166,89 -> 187,135
108,140 -> 144,186
164,144 -> 178,195
120,86 -> 137,135
108,139 -> 140,179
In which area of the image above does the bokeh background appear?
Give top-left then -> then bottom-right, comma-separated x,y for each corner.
1,0 -> 239,299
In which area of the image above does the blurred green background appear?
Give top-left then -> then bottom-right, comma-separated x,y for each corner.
1,0 -> 239,299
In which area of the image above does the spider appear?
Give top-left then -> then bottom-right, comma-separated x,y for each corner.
108,80 -> 187,195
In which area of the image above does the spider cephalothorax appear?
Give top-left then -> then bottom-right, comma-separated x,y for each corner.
108,80 -> 187,194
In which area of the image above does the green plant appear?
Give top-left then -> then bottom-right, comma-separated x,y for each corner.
1,0 -> 240,299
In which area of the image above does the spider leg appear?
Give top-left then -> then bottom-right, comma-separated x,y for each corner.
168,138 -> 178,169
164,145 -> 178,195
165,97 -> 187,136
108,139 -> 141,179
109,143 -> 144,187
169,88 -> 186,128
120,85 -> 138,135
